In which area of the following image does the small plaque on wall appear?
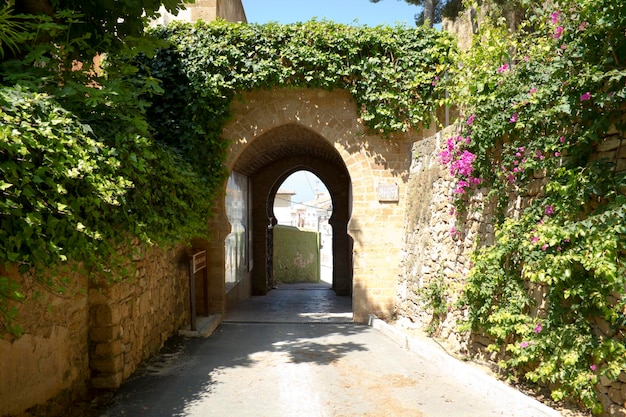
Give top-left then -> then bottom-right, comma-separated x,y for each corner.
377,183 -> 399,202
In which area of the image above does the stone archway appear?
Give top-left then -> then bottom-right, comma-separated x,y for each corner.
204,88 -> 427,323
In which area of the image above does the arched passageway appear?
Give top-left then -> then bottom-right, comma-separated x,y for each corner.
200,88 -> 420,323
231,123 -> 353,297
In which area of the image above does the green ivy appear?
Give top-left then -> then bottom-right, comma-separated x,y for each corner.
143,19 -> 456,146
446,0 -> 626,413
0,15 -> 454,334
0,12 -> 222,334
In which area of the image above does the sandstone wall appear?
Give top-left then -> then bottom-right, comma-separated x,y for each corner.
0,268 -> 89,417
0,243 -> 191,416
88,244 -> 190,390
399,125 -> 626,415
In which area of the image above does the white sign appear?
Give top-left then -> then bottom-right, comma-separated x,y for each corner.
377,183 -> 399,202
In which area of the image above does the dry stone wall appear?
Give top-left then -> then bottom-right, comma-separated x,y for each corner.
399,124 -> 626,416
0,243 -> 190,416
397,125 -> 478,353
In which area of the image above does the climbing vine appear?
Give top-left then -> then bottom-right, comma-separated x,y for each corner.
0,14 -> 454,334
441,0 -> 626,413
142,19 -> 456,154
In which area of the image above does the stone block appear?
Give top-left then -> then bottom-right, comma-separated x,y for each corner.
91,355 -> 123,373
91,372 -> 123,390
598,137 -> 623,152
89,325 -> 121,342
610,387 -> 623,404
95,340 -> 123,358
92,304 -> 123,326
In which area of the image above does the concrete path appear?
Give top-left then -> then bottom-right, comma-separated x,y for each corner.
96,283 -> 562,417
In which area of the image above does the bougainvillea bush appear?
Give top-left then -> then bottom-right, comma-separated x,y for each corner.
441,0 -> 626,413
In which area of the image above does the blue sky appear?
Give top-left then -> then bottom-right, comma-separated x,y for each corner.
241,0 -> 422,204
241,0 -> 421,26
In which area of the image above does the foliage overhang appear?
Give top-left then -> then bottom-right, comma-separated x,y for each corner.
143,19 -> 456,146
0,16 -> 454,334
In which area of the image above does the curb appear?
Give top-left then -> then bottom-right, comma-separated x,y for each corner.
178,314 -> 222,338
368,315 -> 563,417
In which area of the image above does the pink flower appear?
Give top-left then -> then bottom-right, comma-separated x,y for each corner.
580,92 -> 591,101
531,236 -> 539,244
550,11 -> 560,24
450,226 -> 457,237
529,88 -> 538,95
534,323 -> 543,333
590,364 -> 597,371
454,180 -> 470,194
536,150 -> 545,160
555,151 -> 561,157
542,244 -> 548,251
518,147 -> 525,152
559,136 -> 565,143
510,113 -> 518,123
520,341 -> 530,348
553,26 -> 564,39
466,114 -> 476,126
497,63 -> 509,73
578,21 -> 587,31
524,55 -> 530,62
544,205 -> 554,215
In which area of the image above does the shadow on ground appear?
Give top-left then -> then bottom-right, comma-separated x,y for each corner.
95,323 -> 368,417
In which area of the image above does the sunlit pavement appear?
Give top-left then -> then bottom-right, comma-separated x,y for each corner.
222,282 -> 353,324
95,283 -> 562,417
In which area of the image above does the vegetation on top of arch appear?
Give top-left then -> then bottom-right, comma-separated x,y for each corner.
145,19 -> 457,136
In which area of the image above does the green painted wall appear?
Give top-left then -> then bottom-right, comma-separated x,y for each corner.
273,225 -> 320,283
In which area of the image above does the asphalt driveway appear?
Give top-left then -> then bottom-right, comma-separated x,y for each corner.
94,284 -> 561,417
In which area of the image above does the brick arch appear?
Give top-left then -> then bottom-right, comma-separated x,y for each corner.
205,88 -> 423,323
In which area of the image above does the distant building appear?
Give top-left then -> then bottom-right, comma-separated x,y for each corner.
273,188 -> 296,225
297,191 -> 332,232
152,0 -> 247,26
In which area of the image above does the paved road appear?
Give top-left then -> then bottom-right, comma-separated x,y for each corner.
95,284 -> 561,417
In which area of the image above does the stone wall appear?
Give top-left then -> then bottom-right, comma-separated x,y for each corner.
88,244 -> 190,390
0,267 -> 89,417
398,125 -> 626,415
397,126 -> 476,352
0,243 -> 191,416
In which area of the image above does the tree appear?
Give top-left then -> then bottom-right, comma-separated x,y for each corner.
369,0 -> 464,27
369,0 -> 526,29
0,0 -> 189,58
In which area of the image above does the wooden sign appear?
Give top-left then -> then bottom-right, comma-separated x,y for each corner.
192,251 -> 207,273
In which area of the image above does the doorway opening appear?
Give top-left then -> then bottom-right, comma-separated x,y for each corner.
272,170 -> 333,288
